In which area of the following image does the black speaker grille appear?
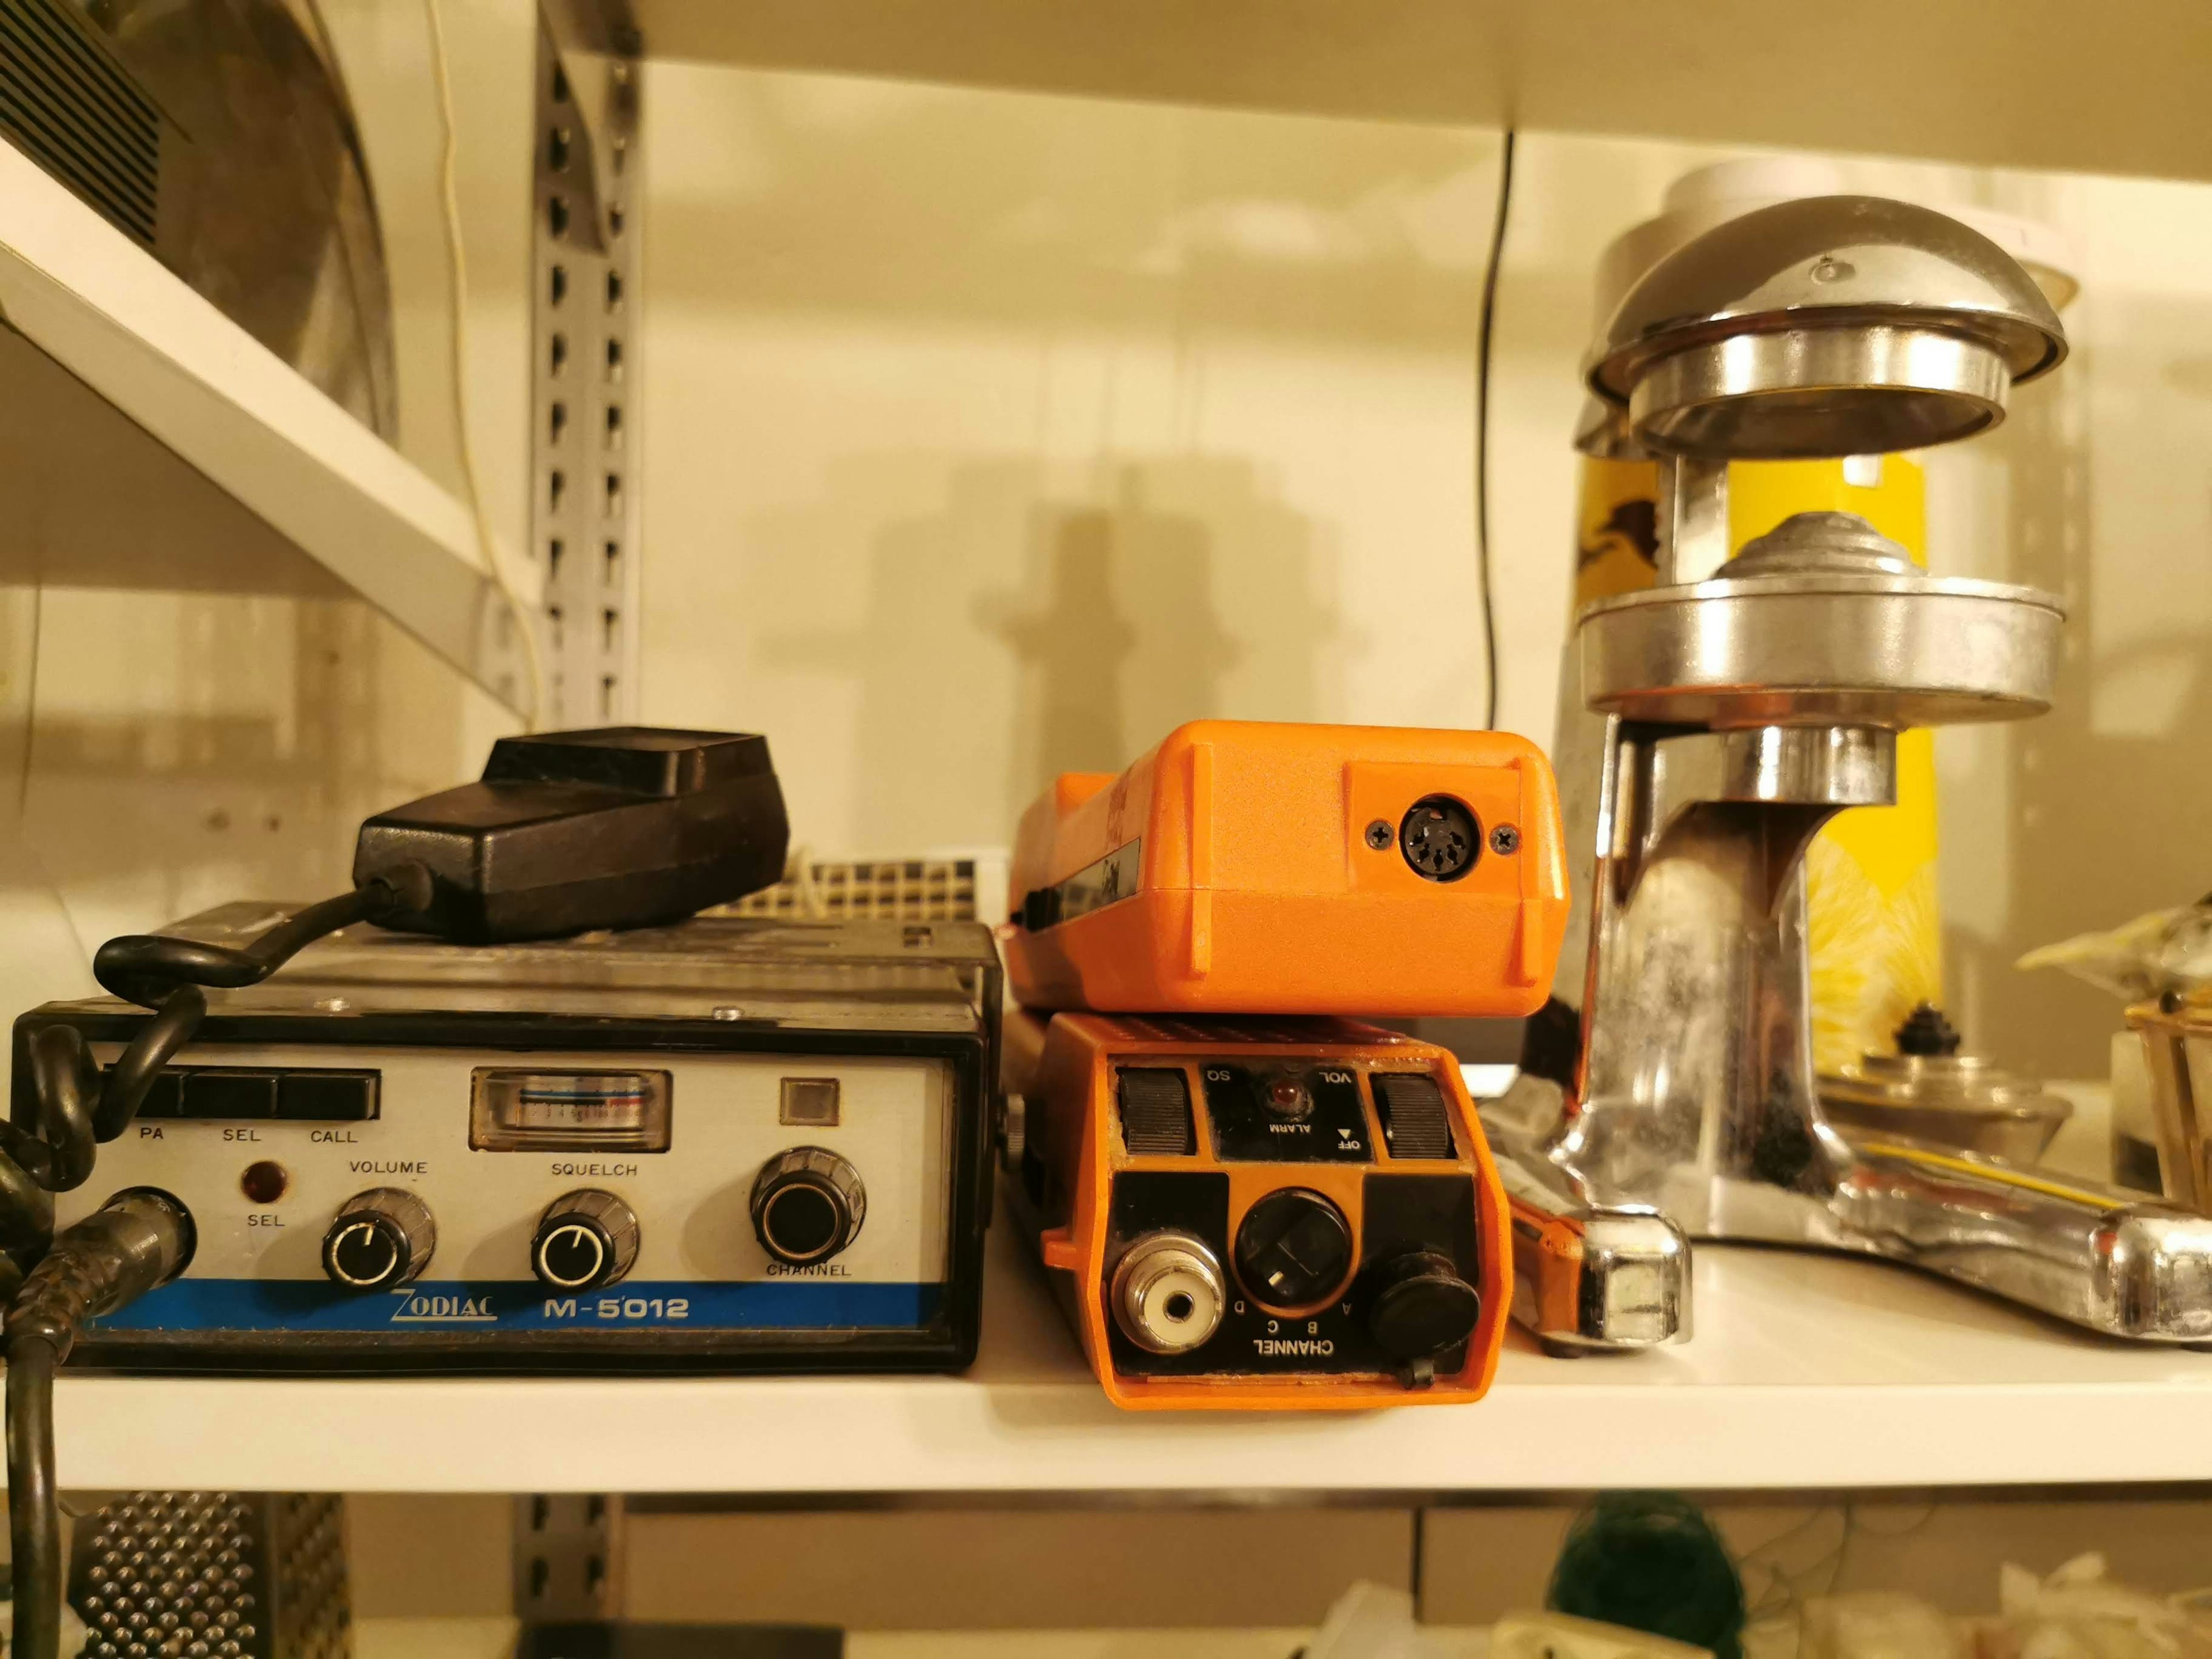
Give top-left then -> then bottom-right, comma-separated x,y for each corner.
0,0 -> 160,244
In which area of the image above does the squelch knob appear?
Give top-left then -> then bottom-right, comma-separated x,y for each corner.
322,1188 -> 435,1291
531,1189 -> 641,1292
751,1147 -> 866,1265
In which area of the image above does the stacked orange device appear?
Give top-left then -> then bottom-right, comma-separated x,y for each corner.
999,720 -> 1571,1409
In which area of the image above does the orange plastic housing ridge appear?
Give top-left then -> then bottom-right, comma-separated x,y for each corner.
1002,720 -> 1569,1017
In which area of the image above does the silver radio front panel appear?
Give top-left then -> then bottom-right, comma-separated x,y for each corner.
62,1042 -> 955,1340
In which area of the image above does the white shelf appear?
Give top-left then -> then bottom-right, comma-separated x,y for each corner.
0,137 -> 536,715
52,1198 -> 2212,1495
634,0 -> 2212,186
354,1621 -> 1467,1658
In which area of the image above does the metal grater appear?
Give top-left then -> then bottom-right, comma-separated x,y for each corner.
714,859 -> 979,922
69,1492 -> 351,1659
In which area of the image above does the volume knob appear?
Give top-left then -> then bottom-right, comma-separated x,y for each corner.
322,1188 -> 435,1291
751,1147 -> 866,1265
531,1189 -> 640,1291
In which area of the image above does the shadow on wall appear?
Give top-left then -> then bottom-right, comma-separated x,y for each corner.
9,594 -> 475,970
759,454 -> 1336,847
1949,294 -> 2212,1078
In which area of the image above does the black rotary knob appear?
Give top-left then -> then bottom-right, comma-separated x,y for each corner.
1233,1188 -> 1354,1310
1362,1251 -> 1480,1362
531,1190 -> 641,1291
751,1147 -> 866,1265
321,1188 -> 435,1291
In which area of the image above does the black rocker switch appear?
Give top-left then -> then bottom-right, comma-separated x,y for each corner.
1372,1073 -> 1456,1160
1117,1069 -> 1196,1156
101,1065 -> 378,1122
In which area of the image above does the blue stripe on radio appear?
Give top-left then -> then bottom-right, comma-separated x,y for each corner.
89,1279 -> 943,1333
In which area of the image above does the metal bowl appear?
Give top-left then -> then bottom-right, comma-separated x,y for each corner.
1578,512 -> 2065,729
1587,196 -> 2066,460
1820,1050 -> 2072,1167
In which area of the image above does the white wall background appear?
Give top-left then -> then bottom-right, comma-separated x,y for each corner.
6,21 -> 2209,1083
0,0 -> 531,1025
635,74 -> 1522,853
627,61 -> 2211,1079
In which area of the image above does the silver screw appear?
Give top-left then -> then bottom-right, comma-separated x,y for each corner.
1364,820 -> 1393,851
1489,824 -> 1521,855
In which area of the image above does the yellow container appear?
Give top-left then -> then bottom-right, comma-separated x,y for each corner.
1574,455 -> 1941,1073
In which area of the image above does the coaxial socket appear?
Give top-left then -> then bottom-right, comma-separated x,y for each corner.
1109,1230 -> 1226,1354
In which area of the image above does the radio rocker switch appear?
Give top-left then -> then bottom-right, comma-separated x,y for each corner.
752,1147 -> 867,1264
321,1188 -> 436,1291
531,1189 -> 641,1291
1116,1069 -> 1196,1154
1373,1073 -> 1456,1159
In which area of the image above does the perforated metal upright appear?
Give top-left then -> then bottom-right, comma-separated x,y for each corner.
530,8 -> 643,728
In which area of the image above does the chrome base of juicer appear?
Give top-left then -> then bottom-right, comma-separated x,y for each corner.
1491,513 -> 2212,1351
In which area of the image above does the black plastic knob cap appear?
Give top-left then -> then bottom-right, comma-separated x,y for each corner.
321,1188 -> 435,1291
1893,1002 -> 1963,1057
751,1146 -> 867,1265
1363,1251 -> 1480,1361
531,1189 -> 641,1291
1233,1188 -> 1354,1310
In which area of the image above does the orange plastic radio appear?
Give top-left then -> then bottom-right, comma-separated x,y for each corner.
1003,1010 -> 1513,1410
1002,721 -> 1569,1017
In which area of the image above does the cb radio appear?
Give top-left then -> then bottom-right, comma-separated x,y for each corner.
1,728 -> 991,1659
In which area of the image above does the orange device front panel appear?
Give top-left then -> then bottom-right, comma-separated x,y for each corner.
1024,1014 -> 1512,1411
1003,721 -> 1569,1017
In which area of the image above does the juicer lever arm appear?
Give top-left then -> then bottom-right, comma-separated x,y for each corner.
1833,1135 -> 2212,1342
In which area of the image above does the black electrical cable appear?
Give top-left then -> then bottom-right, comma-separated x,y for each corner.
1,872 -> 432,1257
0,866 -> 430,1656
7,1190 -> 196,1659
1475,128 -> 1517,731
5,1333 -> 57,1658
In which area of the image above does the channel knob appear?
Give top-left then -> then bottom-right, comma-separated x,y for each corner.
751,1147 -> 866,1265
1233,1188 -> 1354,1310
531,1189 -> 641,1291
321,1188 -> 435,1291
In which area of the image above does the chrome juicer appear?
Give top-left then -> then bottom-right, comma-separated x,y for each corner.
1490,195 -> 2212,1350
